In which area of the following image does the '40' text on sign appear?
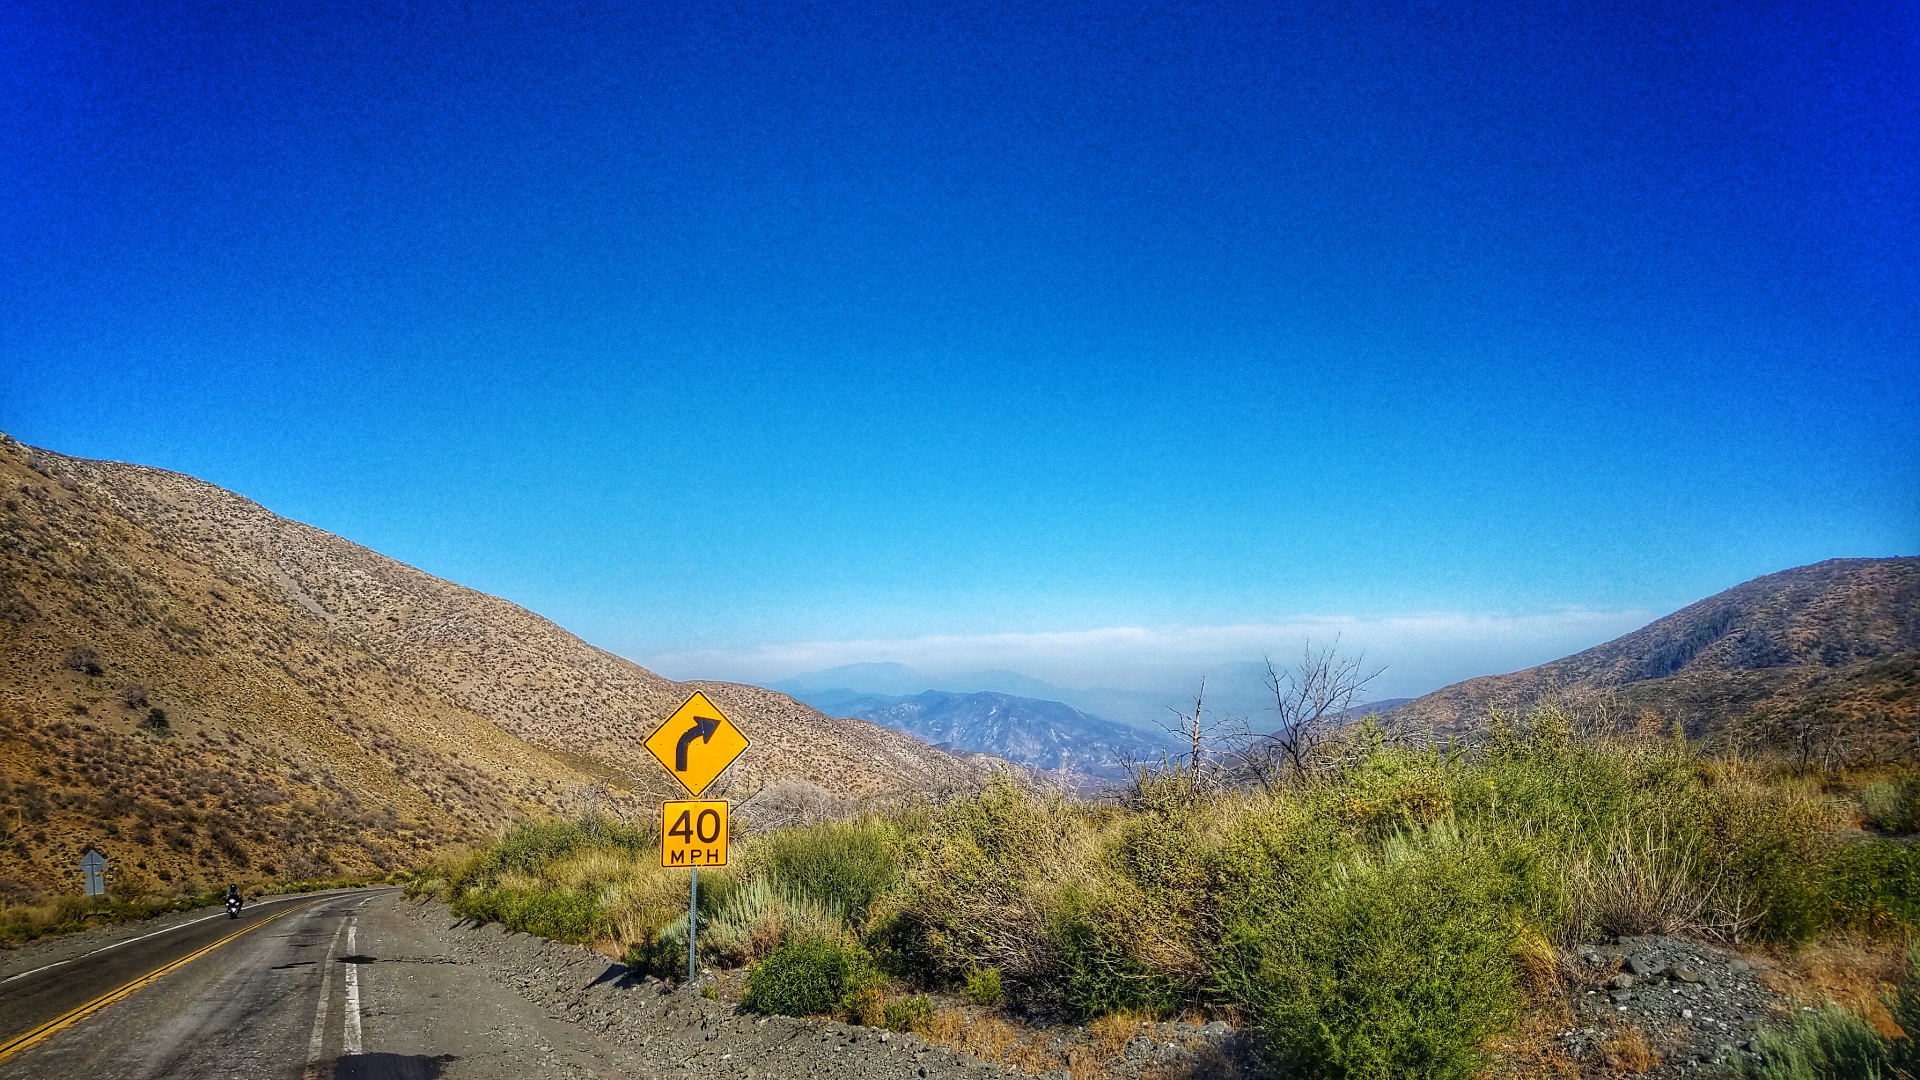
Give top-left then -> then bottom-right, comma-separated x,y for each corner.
661,800 -> 729,868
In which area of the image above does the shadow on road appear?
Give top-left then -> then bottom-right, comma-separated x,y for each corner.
333,1052 -> 456,1079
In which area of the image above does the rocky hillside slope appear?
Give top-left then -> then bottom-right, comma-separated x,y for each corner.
1387,558 -> 1920,759
0,435 -> 981,898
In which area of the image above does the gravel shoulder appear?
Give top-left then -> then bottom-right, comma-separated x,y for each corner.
389,895 -> 1035,1080
395,899 -> 1798,1080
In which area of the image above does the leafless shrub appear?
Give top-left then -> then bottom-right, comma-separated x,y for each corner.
0,875 -> 44,906
735,778 -> 852,830
117,683 -> 149,710
63,646 -> 102,676
1239,639 -> 1383,789
1128,680 -> 1248,798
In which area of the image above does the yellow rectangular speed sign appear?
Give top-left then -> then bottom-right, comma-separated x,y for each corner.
661,800 -> 729,868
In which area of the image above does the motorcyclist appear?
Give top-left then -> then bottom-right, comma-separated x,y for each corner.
225,884 -> 242,917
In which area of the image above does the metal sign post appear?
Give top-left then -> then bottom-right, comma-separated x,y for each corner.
661,799 -> 728,982
646,692 -> 748,985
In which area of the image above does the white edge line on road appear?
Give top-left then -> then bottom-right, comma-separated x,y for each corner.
1,911 -> 224,984
304,914 -> 349,1080
343,921 -> 362,1055
1,889 -> 384,985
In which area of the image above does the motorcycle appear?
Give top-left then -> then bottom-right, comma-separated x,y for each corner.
225,894 -> 242,919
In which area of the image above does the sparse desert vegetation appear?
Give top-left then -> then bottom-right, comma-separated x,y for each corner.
0,433 -> 984,901
415,704 -> 1919,1078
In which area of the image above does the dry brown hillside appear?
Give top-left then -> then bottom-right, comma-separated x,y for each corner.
1386,558 -> 1920,761
0,435 -> 982,900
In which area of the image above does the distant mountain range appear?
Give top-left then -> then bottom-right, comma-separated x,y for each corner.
822,690 -> 1180,783
773,669 -> 1412,784
772,663 -> 1408,735
1385,557 -> 1920,759
776,673 -> 1178,783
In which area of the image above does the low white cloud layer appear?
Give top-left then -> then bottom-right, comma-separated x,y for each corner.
641,608 -> 1654,698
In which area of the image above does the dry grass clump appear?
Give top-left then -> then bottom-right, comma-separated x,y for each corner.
1758,935 -> 1915,1038
918,1006 -> 1078,1077
923,1007 -> 1025,1063
1485,1004 -> 1580,1080
1563,821 -> 1718,940
1597,1025 -> 1662,1075
1087,1011 -> 1151,1062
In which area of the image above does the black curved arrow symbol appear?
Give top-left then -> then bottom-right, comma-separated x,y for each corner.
675,715 -> 720,771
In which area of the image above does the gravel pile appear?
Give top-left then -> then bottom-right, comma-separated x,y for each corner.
1561,934 -> 1781,1075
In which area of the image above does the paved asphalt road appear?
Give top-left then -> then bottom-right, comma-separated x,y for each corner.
0,889 -> 650,1080
0,889 -> 1067,1080
1,889 -> 407,1079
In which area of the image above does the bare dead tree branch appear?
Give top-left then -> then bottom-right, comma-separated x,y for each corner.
1246,638 -> 1384,788
1142,678 -> 1251,798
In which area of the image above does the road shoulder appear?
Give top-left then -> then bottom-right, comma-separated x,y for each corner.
383,895 -> 1016,1080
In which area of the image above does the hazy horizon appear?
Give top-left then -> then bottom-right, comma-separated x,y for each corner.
643,605 -> 1657,702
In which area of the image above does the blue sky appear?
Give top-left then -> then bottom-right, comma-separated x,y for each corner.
3,0 -> 1915,698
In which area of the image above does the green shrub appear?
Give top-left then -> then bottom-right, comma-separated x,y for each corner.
880,779 -> 1068,989
1210,800 -> 1343,932
883,994 -> 935,1033
759,822 -> 897,925
468,816 -> 649,887
1862,776 -> 1920,834
624,935 -> 684,979
1221,834 -> 1521,1080
1049,890 -> 1177,1019
1707,788 -> 1833,944
741,935 -> 882,1017
843,980 -> 886,1026
865,907 -> 944,984
1734,1003 -> 1896,1080
452,888 -> 605,943
1824,839 -> 1920,932
964,966 -> 1004,1006
1332,749 -> 1456,833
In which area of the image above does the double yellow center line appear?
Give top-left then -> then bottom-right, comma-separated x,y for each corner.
0,899 -> 321,1064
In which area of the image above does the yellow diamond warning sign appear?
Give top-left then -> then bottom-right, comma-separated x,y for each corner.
661,800 -> 729,867
644,691 -> 750,797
